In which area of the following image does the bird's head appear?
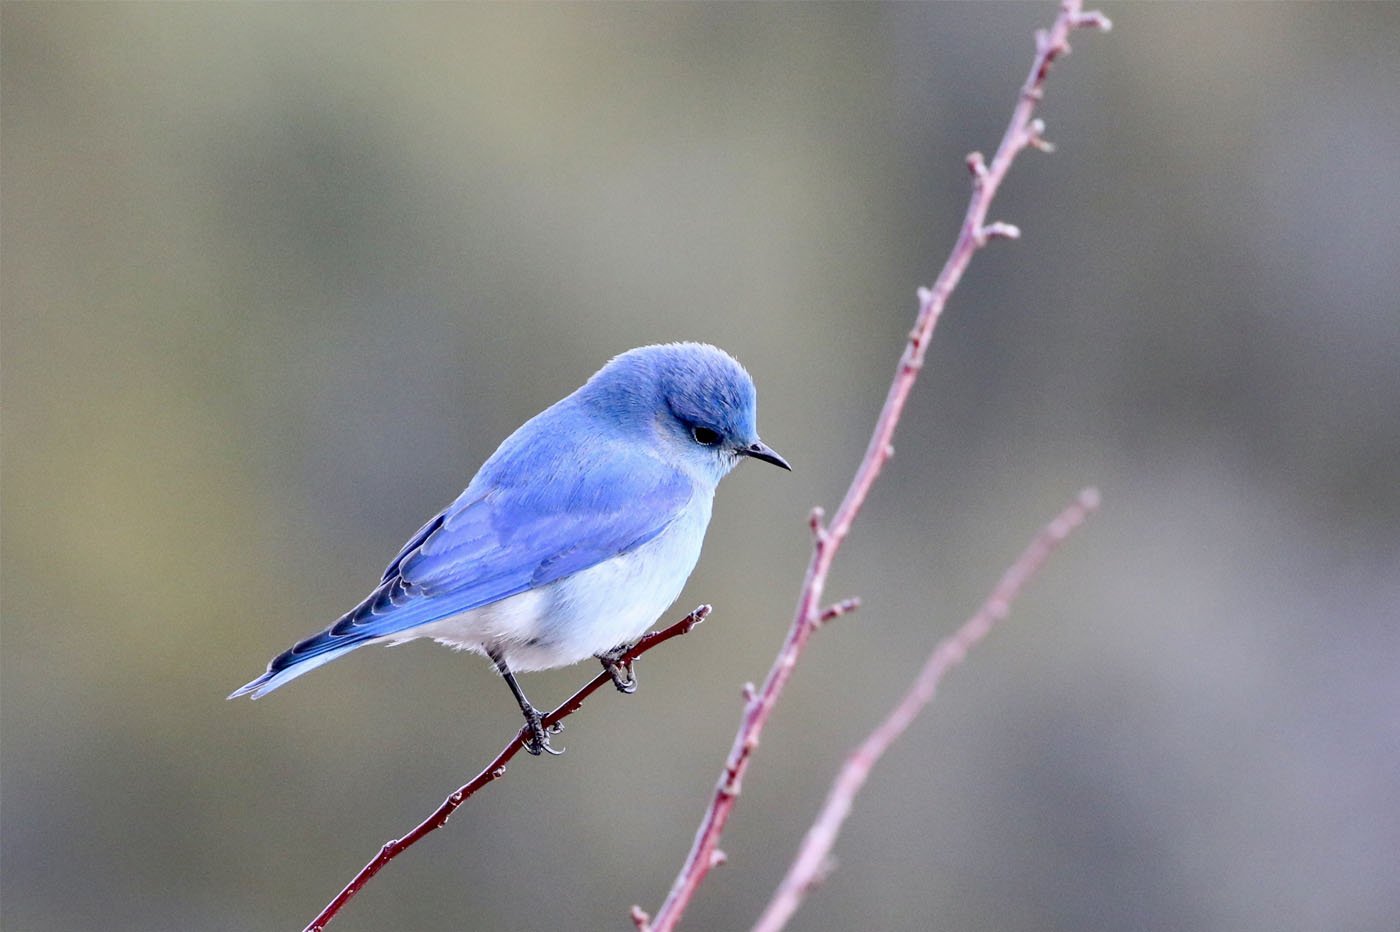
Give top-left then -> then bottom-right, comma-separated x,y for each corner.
579,343 -> 791,483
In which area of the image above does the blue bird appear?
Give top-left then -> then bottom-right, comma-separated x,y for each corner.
230,343 -> 789,754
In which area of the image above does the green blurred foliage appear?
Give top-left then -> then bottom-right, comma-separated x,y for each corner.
3,4 -> 1398,931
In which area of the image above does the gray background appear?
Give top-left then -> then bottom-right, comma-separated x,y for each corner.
4,3 -> 1398,931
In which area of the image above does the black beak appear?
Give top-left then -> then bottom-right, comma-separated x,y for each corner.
741,439 -> 792,471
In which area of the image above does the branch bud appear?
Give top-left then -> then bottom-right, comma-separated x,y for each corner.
1028,118 -> 1056,153
1073,9 -> 1113,32
966,151 -> 989,184
975,221 -> 1021,246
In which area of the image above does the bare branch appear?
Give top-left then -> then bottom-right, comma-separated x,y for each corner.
305,605 -> 712,932
753,489 -> 1100,932
637,3 -> 1109,929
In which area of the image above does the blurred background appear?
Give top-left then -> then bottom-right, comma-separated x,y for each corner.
4,4 -> 1398,931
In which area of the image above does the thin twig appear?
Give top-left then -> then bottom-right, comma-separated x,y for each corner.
752,489 -> 1100,932
305,605 -> 711,932
635,4 -> 1109,929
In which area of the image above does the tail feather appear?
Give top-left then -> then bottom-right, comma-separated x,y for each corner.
228,575 -> 428,700
227,629 -> 375,700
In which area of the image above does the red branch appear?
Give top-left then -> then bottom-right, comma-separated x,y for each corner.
305,605 -> 711,932
634,4 -> 1109,930
752,489 -> 1100,932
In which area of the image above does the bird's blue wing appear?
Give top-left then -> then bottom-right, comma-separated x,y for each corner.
354,453 -> 694,633
230,444 -> 693,698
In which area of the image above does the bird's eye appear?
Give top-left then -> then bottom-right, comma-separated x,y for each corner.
691,426 -> 722,446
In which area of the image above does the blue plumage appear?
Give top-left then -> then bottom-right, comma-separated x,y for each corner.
230,343 -> 789,754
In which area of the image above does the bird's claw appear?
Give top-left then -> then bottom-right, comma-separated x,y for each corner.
525,734 -> 564,757
523,708 -> 565,756
596,649 -> 638,694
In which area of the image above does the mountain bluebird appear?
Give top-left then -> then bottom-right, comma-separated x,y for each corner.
230,343 -> 789,754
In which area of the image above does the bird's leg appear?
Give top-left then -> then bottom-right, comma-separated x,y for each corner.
595,645 -> 638,694
489,651 -> 562,756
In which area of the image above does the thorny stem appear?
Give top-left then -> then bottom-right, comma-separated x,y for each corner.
634,4 -> 1109,930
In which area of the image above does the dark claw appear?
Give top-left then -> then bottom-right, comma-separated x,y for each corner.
523,708 -> 564,756
524,734 -> 564,757
598,655 -> 638,694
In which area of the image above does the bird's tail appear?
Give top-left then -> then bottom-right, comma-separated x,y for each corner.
227,628 -> 375,700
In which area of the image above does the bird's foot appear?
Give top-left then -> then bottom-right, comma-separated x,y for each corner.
522,706 -> 564,756
596,650 -> 638,694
